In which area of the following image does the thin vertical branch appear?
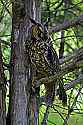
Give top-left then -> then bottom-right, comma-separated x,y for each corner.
41,105 -> 49,125
0,41 -> 6,125
63,85 -> 83,125
59,31 -> 65,59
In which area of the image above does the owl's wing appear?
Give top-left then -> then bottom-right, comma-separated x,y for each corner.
44,40 -> 67,105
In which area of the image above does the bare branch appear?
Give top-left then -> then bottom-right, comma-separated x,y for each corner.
52,106 -> 65,120
59,47 -> 83,64
64,74 -> 83,91
49,15 -> 83,33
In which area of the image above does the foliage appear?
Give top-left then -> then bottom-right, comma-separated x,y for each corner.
0,0 -> 83,125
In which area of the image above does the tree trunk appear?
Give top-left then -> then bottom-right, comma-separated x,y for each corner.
0,42 -> 6,125
9,0 -> 41,125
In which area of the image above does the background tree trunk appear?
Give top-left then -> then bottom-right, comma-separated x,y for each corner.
0,42 -> 6,125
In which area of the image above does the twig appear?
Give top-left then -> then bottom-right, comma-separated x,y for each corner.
0,0 -> 12,16
52,106 -> 65,121
41,105 -> 49,125
59,47 -> 83,64
64,74 -> 83,91
63,85 -> 83,125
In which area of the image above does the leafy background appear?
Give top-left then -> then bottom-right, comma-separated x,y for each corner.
0,0 -> 83,124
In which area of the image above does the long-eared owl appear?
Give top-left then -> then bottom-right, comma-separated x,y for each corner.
26,21 -> 67,105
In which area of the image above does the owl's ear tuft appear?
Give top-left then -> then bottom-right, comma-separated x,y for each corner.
29,17 -> 43,28
29,17 -> 37,25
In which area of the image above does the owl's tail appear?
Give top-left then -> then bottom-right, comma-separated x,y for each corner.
45,79 -> 67,106
45,83 -> 55,105
58,79 -> 67,106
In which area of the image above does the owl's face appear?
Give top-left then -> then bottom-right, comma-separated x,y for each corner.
31,24 -> 44,41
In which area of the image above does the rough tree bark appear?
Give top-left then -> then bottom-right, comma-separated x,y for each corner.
8,0 -> 41,125
0,41 -> 6,125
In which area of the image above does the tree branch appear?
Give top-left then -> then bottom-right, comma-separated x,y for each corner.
59,47 -> 83,64
64,74 -> 83,91
49,15 -> 83,33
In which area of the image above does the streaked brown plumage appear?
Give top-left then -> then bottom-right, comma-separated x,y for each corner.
26,23 -> 67,105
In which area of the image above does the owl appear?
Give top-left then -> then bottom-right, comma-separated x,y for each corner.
26,20 -> 67,105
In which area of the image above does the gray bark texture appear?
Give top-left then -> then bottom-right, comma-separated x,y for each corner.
10,0 -> 41,125
0,41 -> 6,125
